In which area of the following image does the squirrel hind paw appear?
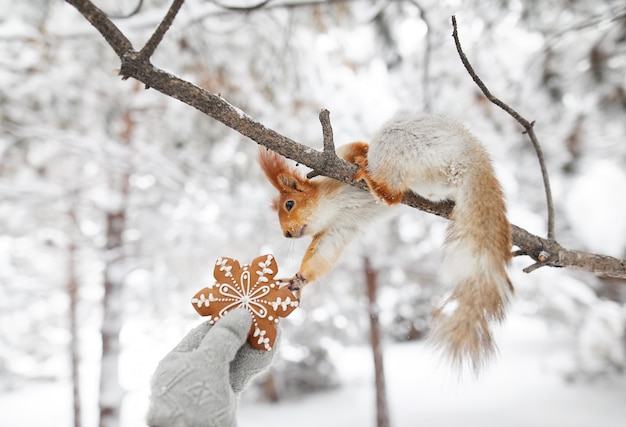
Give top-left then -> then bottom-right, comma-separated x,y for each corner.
352,168 -> 405,205
353,155 -> 368,168
353,167 -> 368,183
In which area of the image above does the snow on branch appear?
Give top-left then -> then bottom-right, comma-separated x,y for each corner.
64,0 -> 626,280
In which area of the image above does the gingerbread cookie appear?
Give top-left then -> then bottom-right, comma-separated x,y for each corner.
191,254 -> 299,351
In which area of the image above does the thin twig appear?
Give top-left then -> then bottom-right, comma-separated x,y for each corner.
319,108 -> 336,153
136,0 -> 186,62
308,109 -> 339,179
451,15 -> 556,241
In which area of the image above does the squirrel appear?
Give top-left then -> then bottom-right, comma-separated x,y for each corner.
258,141 -> 387,288
259,111 -> 513,372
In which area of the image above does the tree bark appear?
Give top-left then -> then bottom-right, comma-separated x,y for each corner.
365,256 -> 391,427
99,212 -> 127,427
98,112 -> 133,427
67,232 -> 82,427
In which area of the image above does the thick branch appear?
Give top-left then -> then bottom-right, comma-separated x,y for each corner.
64,0 -> 626,280
65,0 -> 354,183
511,226 -> 626,279
122,59 -> 359,184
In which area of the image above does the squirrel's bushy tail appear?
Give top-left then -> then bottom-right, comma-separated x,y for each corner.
429,159 -> 513,374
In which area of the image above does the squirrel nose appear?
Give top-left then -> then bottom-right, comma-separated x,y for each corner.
285,231 -> 292,238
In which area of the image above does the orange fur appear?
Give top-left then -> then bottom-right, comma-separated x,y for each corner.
258,145 -> 383,290
353,150 -> 406,204
340,141 -> 369,164
259,148 -> 325,239
354,112 -> 513,373
260,112 -> 513,374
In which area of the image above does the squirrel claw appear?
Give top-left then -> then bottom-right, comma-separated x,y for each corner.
353,156 -> 369,182
353,168 -> 366,182
278,273 -> 306,297
353,155 -> 368,168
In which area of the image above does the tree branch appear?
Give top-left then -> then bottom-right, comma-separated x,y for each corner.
451,15 -> 556,241
318,108 -> 336,154
136,0 -> 185,62
307,109 -> 339,179
64,0 -> 626,280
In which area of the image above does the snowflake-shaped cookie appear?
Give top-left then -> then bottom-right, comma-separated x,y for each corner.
191,254 -> 299,351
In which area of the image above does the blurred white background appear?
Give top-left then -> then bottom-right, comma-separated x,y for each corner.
1,0 -> 625,426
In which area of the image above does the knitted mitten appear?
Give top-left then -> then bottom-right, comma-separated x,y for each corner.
147,309 -> 276,427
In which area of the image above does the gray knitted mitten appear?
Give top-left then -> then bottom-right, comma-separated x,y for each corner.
147,309 -> 276,427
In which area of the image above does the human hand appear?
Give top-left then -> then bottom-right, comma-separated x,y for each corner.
147,309 -> 276,427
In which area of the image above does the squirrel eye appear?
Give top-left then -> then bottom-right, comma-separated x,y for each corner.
285,200 -> 295,211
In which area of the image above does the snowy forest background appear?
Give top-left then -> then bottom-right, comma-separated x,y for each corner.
1,0 -> 626,426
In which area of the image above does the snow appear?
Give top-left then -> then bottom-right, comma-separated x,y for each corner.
240,314 -> 626,427
0,382 -> 74,427
565,160 -> 626,257
1,1 -> 626,427
1,313 -> 625,427
577,301 -> 626,375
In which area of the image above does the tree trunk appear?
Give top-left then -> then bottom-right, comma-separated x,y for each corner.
67,228 -> 82,427
99,209 -> 127,427
364,256 -> 391,427
98,112 -> 133,427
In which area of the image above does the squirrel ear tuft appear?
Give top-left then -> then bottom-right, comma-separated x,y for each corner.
278,174 -> 307,192
258,147 -> 288,190
258,147 -> 309,193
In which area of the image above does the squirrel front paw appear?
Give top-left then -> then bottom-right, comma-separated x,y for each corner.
278,273 -> 307,294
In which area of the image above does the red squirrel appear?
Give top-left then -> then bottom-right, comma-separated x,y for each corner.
259,112 -> 513,372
